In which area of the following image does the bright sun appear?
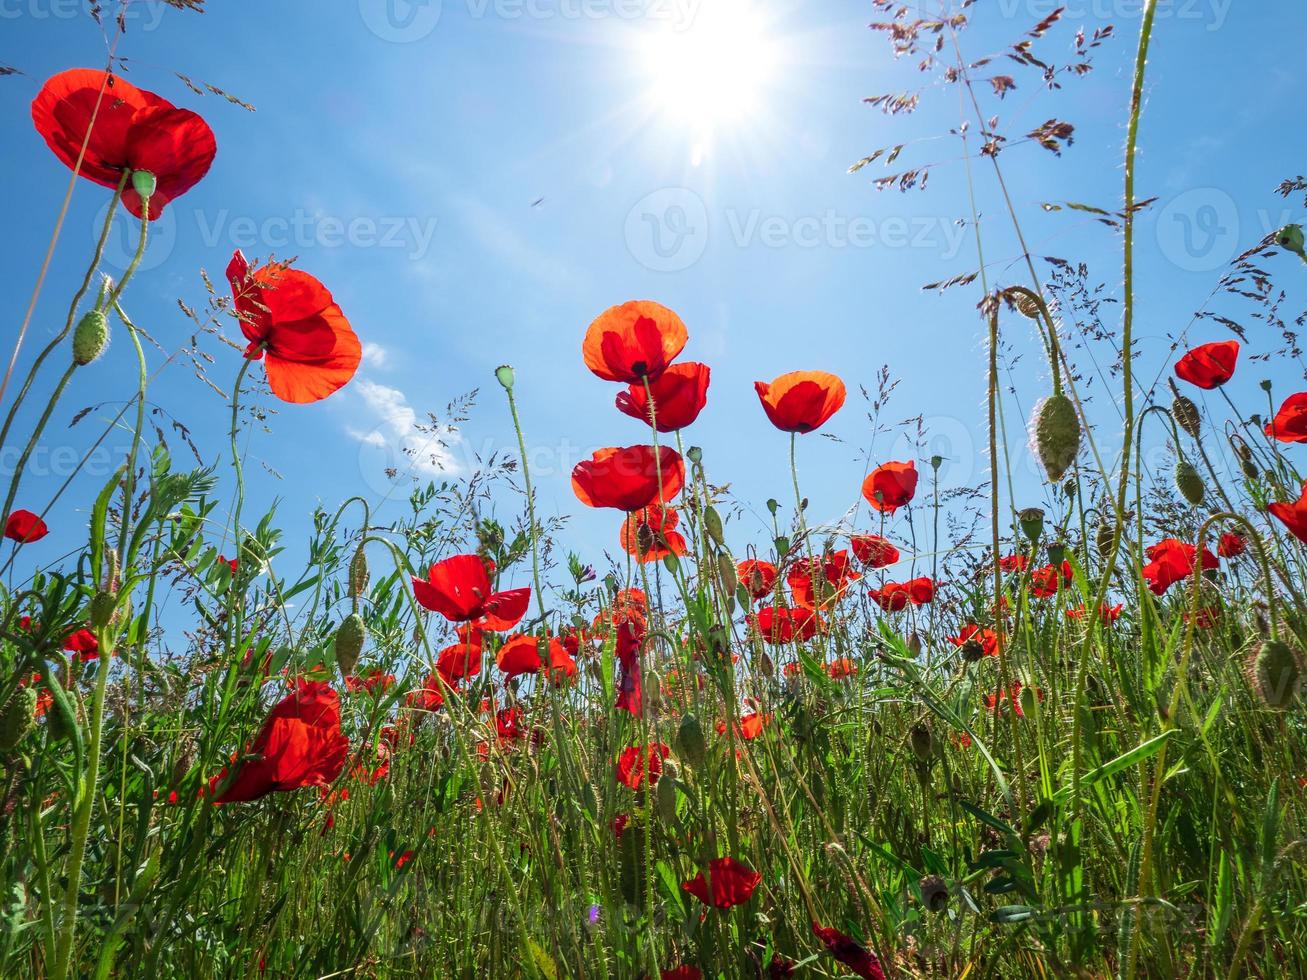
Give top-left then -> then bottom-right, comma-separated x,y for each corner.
640,1 -> 779,138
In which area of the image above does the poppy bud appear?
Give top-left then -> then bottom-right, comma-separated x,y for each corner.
656,772 -> 678,822
46,689 -> 77,744
238,535 -> 265,573
130,169 -> 157,202
1169,381 -> 1201,439
1062,478 -> 1077,500
1240,457 -> 1259,480
1014,292 -> 1041,319
334,613 -> 366,677
1096,519 -> 1116,559
717,553 -> 737,596
1018,685 -> 1038,719
348,544 -> 369,598
1244,639 -> 1304,711
1174,459 -> 1205,506
1276,223 -> 1306,262
919,875 -> 949,913
930,454 -> 944,471
494,364 -> 515,390
703,505 -> 725,549
907,632 -> 922,657
0,687 -> 38,753
72,309 -> 109,366
1030,394 -> 1080,483
89,590 -> 116,629
909,723 -> 934,760
1019,507 -> 1045,544
675,713 -> 706,768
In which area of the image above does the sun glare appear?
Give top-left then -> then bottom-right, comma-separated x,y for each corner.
640,1 -> 779,138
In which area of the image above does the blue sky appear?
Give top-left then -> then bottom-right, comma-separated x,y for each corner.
2,0 -> 1304,581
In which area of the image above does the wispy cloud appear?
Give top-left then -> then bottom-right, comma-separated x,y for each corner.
347,378 -> 462,478
361,341 -> 390,369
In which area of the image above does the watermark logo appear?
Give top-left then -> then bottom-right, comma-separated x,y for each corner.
624,187 -> 709,272
358,0 -> 443,43
1155,187 -> 1240,273
95,199 -> 177,275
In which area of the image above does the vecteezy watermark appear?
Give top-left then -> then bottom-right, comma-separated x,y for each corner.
0,0 -> 169,29
357,0 -> 699,43
1153,188 -> 1295,274
623,188 -> 969,272
95,205 -> 439,274
993,0 -> 1232,32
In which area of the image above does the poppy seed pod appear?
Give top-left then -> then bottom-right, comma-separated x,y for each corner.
72,309 -> 109,366
919,875 -> 949,913
909,723 -> 934,760
1030,394 -> 1080,483
348,544 -> 369,598
494,364 -> 515,391
1019,508 -> 1045,544
907,632 -> 922,658
1244,639 -> 1304,711
1174,459 -> 1205,506
1170,381 -> 1201,439
0,687 -> 38,753
334,613 -> 366,677
676,713 -> 707,768
1096,519 -> 1117,559
1276,223 -> 1306,260
130,168 -> 157,202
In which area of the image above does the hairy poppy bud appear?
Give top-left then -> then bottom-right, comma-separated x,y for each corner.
1276,223 -> 1306,262
1244,639 -> 1304,711
130,169 -> 157,202
676,713 -> 706,768
494,364 -> 515,390
907,632 -> 922,658
89,591 -> 116,629
0,687 -> 38,753
1096,519 -> 1116,559
334,613 -> 366,677
1031,394 -> 1080,483
717,553 -> 737,596
348,545 -> 369,599
1018,685 -> 1038,719
1169,381 -> 1201,439
919,875 -> 949,913
1240,457 -> 1259,480
1014,292 -> 1041,319
72,309 -> 109,366
1019,507 -> 1045,543
703,505 -> 725,549
909,723 -> 934,761
656,771 -> 678,822
1174,459 -> 1205,506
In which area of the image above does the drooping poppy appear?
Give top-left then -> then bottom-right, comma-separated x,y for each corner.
754,371 -> 846,433
583,300 -> 688,383
1029,561 -> 1073,599
615,361 -> 710,432
4,509 -> 48,543
572,445 -> 685,511
211,680 -> 349,804
495,634 -> 577,683
615,742 -> 669,789
983,681 -> 1045,718
850,534 -> 899,568
31,68 -> 216,220
752,606 -> 819,644
736,559 -> 778,600
811,923 -> 885,980
787,551 -> 860,610
1066,604 -> 1122,624
412,554 -> 530,630
1174,340 -> 1239,390
435,627 -> 485,684
1265,392 -> 1307,443
1268,482 -> 1307,544
862,461 -> 918,514
868,577 -> 933,611
681,857 -> 763,910
1217,532 -> 1247,558
225,250 -> 361,404
62,628 -> 99,661
620,504 -> 688,562
948,624 -> 998,657
1141,538 -> 1219,595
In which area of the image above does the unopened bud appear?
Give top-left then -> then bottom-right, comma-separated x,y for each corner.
334,613 -> 366,677
1030,394 -> 1080,483
72,309 -> 109,366
1175,459 -> 1205,506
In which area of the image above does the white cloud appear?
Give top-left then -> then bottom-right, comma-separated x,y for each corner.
361,341 -> 390,369
348,379 -> 461,478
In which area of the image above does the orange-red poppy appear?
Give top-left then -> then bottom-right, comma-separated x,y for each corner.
1174,340 -> 1239,389
754,371 -> 846,433
827,657 -> 858,680
787,551 -> 860,609
31,69 -> 216,220
615,742 -> 669,789
62,628 -> 99,661
226,250 -> 361,404
1066,604 -> 1122,624
737,559 -> 778,600
435,627 -> 485,684
811,923 -> 885,980
1141,539 -> 1218,595
752,606 -> 819,644
1029,561 -> 1073,598
572,445 -> 685,511
850,534 -> 899,568
1268,481 -> 1307,544
583,301 -> 688,383
1217,532 -> 1246,558
412,554 -> 530,630
948,623 -> 998,656
862,461 -> 918,514
615,361 -> 710,432
1265,392 -> 1307,443
620,504 -> 688,562
868,576 -> 933,611
495,634 -> 577,683
681,857 -> 762,910
4,509 -> 48,543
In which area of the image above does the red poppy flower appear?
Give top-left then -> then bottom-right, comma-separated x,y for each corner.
615,361 -> 710,432
572,445 -> 685,511
1142,538 -> 1219,595
752,606 -> 819,644
661,968 -> 702,980
412,554 -> 530,630
716,711 -> 768,741
615,743 -> 669,789
681,857 -> 762,910
1066,604 -> 1123,624
754,371 -> 846,433
63,628 -> 99,661
862,461 -> 918,514
620,504 -> 688,562
787,551 -> 860,610
850,534 -> 899,568
827,656 -> 858,680
583,300 -> 688,383
495,634 -> 577,683
949,624 -> 998,656
1217,532 -> 1246,558
211,681 -> 349,804
1265,392 -> 1307,443
737,559 -> 778,600
984,681 -> 1045,718
1029,561 -> 1073,599
998,554 -> 1028,573
344,669 -> 396,696
1174,340 -> 1239,390
1269,482 -> 1307,544
4,509 -> 48,544
436,628 -> 484,684
31,69 -> 216,220
406,675 -> 446,713
868,577 -> 933,611
811,923 -> 885,980
218,555 -> 239,574
225,250 -> 361,404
